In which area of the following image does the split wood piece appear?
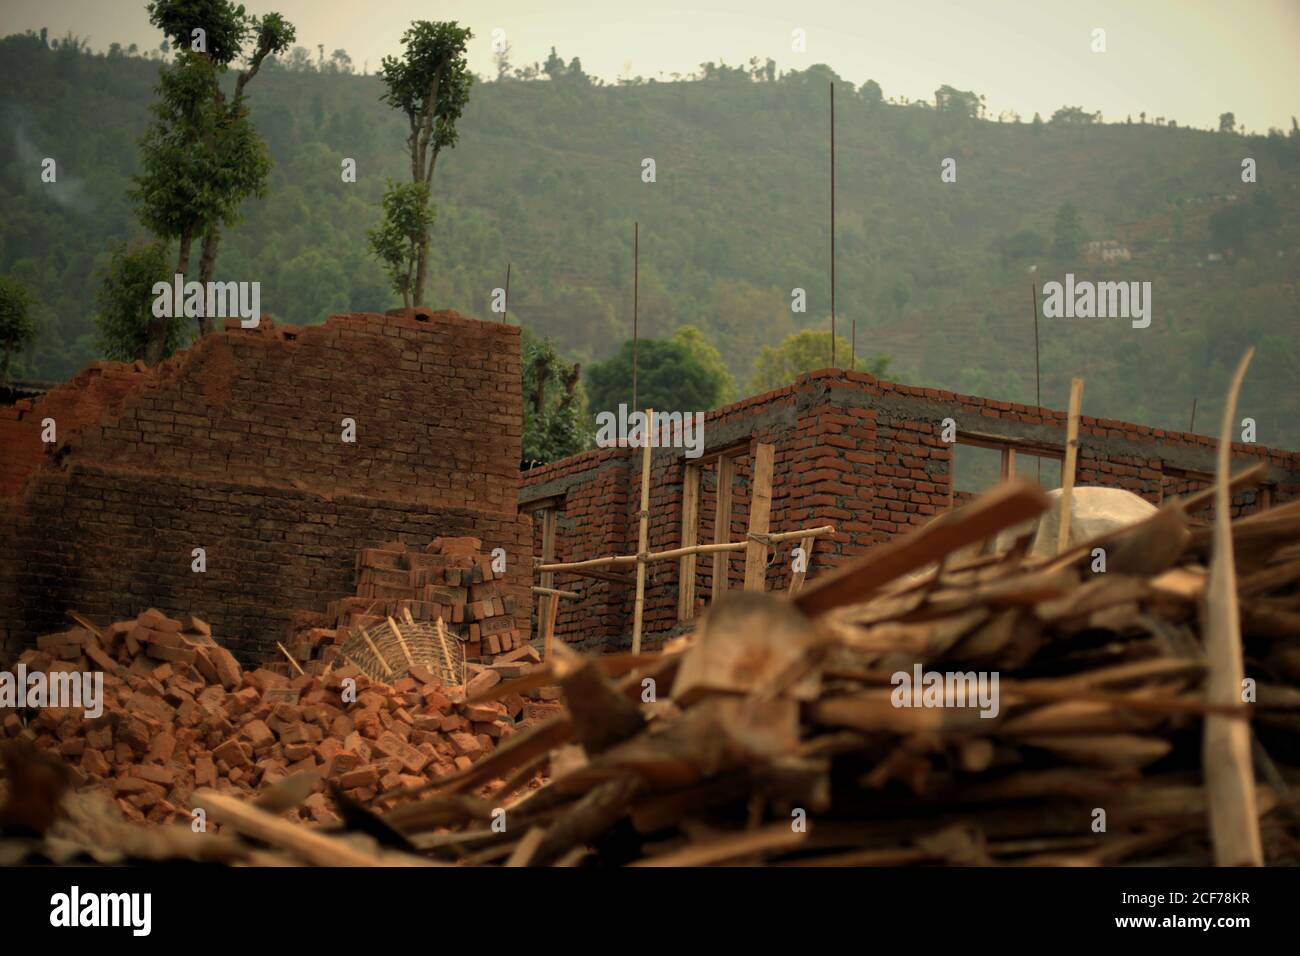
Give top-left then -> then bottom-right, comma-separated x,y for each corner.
543,585 -> 561,661
632,408 -> 654,655
66,610 -> 107,642
505,827 -> 548,867
794,480 -> 1052,619
743,443 -> 775,591
788,535 -> 816,595
672,592 -> 820,705
630,821 -> 808,867
551,646 -> 647,755
1055,377 -> 1084,554
679,462 -> 701,620
531,774 -> 643,866
386,617 -> 414,665
712,453 -> 736,600
1201,348 -> 1263,866
468,651 -> 664,704
193,789 -> 423,867
276,641 -> 305,676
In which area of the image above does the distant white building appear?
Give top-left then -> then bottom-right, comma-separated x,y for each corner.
1085,239 -> 1132,263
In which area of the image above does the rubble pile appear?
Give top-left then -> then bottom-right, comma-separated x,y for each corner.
283,536 -> 525,674
1,608 -> 560,829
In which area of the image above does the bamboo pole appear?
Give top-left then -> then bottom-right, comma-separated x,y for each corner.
535,525 -> 837,573
1055,377 -> 1084,554
276,641 -> 305,676
631,408 -> 653,655
531,586 -> 580,599
744,443 -> 775,590
386,616 -> 414,665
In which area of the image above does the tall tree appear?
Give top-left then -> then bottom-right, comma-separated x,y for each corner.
586,337 -> 731,415
143,1 -> 294,332
377,21 -> 473,307
367,181 -> 434,308
0,276 -> 36,387
522,330 -> 589,463
749,329 -> 890,393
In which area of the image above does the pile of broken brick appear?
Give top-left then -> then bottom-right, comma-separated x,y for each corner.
2,608 -> 562,828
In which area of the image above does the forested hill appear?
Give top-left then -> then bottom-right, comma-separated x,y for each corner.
3,33 -> 1299,448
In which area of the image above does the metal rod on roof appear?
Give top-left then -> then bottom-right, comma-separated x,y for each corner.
632,221 -> 639,412
830,82 -> 836,368
503,262 -> 511,323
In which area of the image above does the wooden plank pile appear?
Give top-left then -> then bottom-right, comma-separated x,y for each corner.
1,608 -> 552,833
281,536 -> 524,674
337,477 -> 1300,866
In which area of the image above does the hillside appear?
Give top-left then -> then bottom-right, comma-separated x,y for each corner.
2,33 -> 1298,447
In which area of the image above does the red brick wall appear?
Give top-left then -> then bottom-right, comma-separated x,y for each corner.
1,309 -> 531,663
522,368 -> 1299,650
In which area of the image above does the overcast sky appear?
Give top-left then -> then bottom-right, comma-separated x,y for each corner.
3,0 -> 1297,131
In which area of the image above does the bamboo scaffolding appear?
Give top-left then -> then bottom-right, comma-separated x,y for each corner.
1055,377 -> 1084,553
535,525 -> 837,574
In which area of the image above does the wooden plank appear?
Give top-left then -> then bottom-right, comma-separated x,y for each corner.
631,408 -> 653,655
538,506 -> 557,647
542,583 -> 561,661
678,463 -> 701,620
794,479 -> 1051,619
1055,377 -> 1084,554
787,535 -> 816,595
711,453 -> 735,601
1202,348 -> 1263,866
1001,447 -> 1017,481
743,443 -> 775,591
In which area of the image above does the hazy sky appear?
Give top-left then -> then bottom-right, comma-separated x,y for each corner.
4,0 -> 1298,131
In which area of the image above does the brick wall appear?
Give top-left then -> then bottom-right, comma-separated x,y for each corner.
0,309 -> 531,664
522,368 -> 1300,650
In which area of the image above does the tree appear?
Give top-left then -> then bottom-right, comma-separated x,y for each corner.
586,337 -> 730,415
669,326 -> 734,403
995,230 -> 1046,269
1052,202 -> 1084,259
94,240 -> 184,362
749,330 -> 889,393
522,330 -> 589,463
1219,111 -> 1236,133
0,276 -> 37,386
859,78 -> 882,107
367,181 -> 434,307
146,2 -> 295,305
1050,105 -> 1098,126
934,84 -> 980,119
377,21 -> 474,306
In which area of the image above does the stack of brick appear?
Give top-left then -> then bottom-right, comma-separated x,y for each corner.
2,609 -> 552,827
282,536 -> 528,674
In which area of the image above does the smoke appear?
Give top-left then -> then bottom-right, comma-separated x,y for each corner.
9,113 -> 97,214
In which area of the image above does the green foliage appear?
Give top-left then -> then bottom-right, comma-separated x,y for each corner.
670,326 -> 735,403
1219,112 -> 1236,133
586,337 -> 731,416
93,240 -> 183,361
1051,106 -> 1099,125
934,84 -> 980,119
147,0 -> 248,64
521,329 -> 589,463
749,329 -> 890,393
0,275 -> 37,384
367,181 -> 434,307
378,21 -> 473,159
1209,191 -> 1283,254
1052,202 -> 1085,259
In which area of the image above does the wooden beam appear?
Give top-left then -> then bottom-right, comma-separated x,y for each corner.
1055,377 -> 1084,554
744,443 -> 775,591
542,587 -> 561,661
538,507 -> 557,646
711,453 -> 735,601
794,479 -> 1051,618
631,409 -> 653,655
678,463 -> 701,620
1001,447 -> 1017,481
